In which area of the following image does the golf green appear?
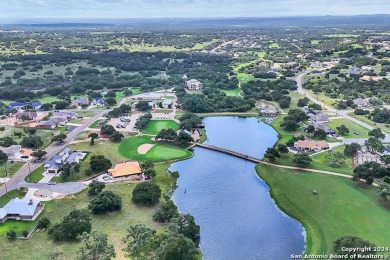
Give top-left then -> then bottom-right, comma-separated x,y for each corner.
118,136 -> 191,162
142,120 -> 179,135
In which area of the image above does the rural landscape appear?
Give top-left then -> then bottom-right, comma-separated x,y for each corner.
0,4 -> 390,260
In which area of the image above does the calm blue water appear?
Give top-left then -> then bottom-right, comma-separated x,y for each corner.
171,117 -> 305,260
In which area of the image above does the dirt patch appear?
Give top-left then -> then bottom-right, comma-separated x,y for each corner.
137,143 -> 155,154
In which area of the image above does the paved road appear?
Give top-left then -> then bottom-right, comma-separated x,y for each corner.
295,73 -> 390,143
0,110 -> 106,196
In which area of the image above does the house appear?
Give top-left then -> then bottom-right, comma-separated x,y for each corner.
311,70 -> 322,75
15,111 -> 38,122
92,98 -> 105,107
310,113 -> 330,124
0,196 -> 43,223
359,75 -> 380,82
0,145 -> 22,160
6,101 -> 41,111
108,161 -> 142,178
185,79 -> 203,91
353,98 -> 370,108
73,97 -> 89,107
294,140 -> 329,151
162,99 -> 173,109
361,66 -> 372,72
44,148 -> 84,174
310,61 -> 323,68
36,117 -> 67,129
349,66 -> 361,75
313,124 -> 336,135
52,111 -> 77,119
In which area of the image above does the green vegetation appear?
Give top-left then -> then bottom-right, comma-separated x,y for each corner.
311,40 -> 320,45
119,136 -> 192,162
221,88 -> 241,96
268,43 -> 281,49
24,165 -> 45,183
0,189 -> 26,207
89,120 -> 102,129
0,162 -> 24,178
324,34 -> 361,38
256,164 -> 390,255
142,120 -> 180,135
327,119 -> 370,138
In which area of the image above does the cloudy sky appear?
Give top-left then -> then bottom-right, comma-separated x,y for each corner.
1,0 -> 389,19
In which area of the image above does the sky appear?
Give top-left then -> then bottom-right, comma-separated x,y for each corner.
1,0 -> 390,20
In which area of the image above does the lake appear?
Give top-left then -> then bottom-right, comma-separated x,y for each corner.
171,117 -> 305,260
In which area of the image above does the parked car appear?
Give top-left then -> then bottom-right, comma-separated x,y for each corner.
48,181 -> 56,185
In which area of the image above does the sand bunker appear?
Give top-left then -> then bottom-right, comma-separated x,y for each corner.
138,143 -> 155,154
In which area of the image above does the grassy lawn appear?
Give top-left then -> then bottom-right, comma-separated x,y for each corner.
142,120 -> 179,135
348,113 -> 390,134
271,115 -> 296,144
130,88 -> 144,95
268,43 -> 281,49
221,88 -> 241,96
256,164 -> 390,255
119,136 -> 192,163
311,40 -> 320,45
0,162 -> 24,178
76,111 -> 97,118
89,120 -> 103,129
0,189 -> 26,207
25,165 -> 45,183
327,118 -> 370,138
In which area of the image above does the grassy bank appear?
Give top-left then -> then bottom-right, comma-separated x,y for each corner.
142,120 -> 179,135
256,164 -> 390,256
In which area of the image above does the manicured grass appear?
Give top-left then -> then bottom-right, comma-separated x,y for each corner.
268,43 -> 281,49
327,118 -> 370,138
256,164 -> 390,255
311,40 -> 320,45
221,88 -> 241,96
142,120 -> 179,135
271,115 -> 296,144
25,165 -> 45,183
119,136 -> 192,163
130,88 -> 144,95
348,113 -> 390,134
89,120 -> 102,129
0,162 -> 24,178
0,189 -> 26,207
76,111 -> 97,118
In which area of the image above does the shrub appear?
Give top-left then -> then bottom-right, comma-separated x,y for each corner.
132,182 -> 161,206
37,217 -> 51,229
7,229 -> 16,240
88,191 -> 122,214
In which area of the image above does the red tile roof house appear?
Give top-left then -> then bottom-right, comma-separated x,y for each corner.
294,139 -> 329,152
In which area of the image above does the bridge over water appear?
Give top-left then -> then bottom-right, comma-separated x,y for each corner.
193,143 -> 262,163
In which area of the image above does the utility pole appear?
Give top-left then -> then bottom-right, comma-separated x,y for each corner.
28,162 -> 32,182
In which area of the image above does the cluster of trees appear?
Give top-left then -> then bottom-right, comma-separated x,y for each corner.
107,104 -> 131,118
156,129 -> 193,146
281,109 -> 307,131
353,161 -> 390,185
100,124 -> 124,142
141,161 -> 156,179
90,155 -> 112,173
179,113 -> 202,130
241,79 -> 297,108
135,112 -> 152,130
264,144 -> 288,162
132,182 -> 161,206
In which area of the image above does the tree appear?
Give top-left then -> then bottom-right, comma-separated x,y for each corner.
167,214 -> 200,245
277,144 -> 289,154
109,131 -> 124,142
326,150 -> 346,168
264,147 -> 280,163
353,161 -> 386,185
305,125 -> 315,134
283,120 -> 300,132
55,101 -> 70,110
0,136 -> 17,147
123,89 -> 133,97
100,125 -> 115,136
297,98 -> 308,107
313,129 -> 327,139
48,209 -> 92,241
61,162 -> 80,180
88,191 -> 122,214
156,128 -> 177,141
21,135 -> 43,148
156,234 -> 201,260
368,128 -> 386,140
88,180 -> 105,196
176,131 -> 193,146
37,217 -> 50,229
90,155 -> 112,173
0,150 -> 8,176
104,97 -> 117,106
141,161 -> 156,179
364,137 -> 385,153
292,152 -> 312,167
22,230 -> 29,238
88,133 -> 98,146
333,236 -> 376,257
123,224 -> 157,259
336,125 -> 349,135
380,155 -> 390,165
40,103 -> 53,111
135,101 -> 152,111
179,113 -> 202,130
153,199 -> 179,223
7,229 -> 16,240
132,182 -> 161,206
31,150 -> 47,162
344,143 -> 361,156
378,184 -> 390,201
77,231 -> 116,260
51,133 -> 67,144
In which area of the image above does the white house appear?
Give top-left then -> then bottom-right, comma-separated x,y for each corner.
0,196 -> 43,223
91,98 -> 105,107
52,111 -> 77,119
310,61 -> 323,68
0,145 -> 22,159
353,98 -> 370,108
185,79 -> 203,91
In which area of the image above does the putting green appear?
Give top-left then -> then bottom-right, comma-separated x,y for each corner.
118,136 -> 191,162
142,120 -> 179,135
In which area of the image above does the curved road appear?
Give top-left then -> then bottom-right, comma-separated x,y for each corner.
0,110 -> 107,197
295,73 -> 390,143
